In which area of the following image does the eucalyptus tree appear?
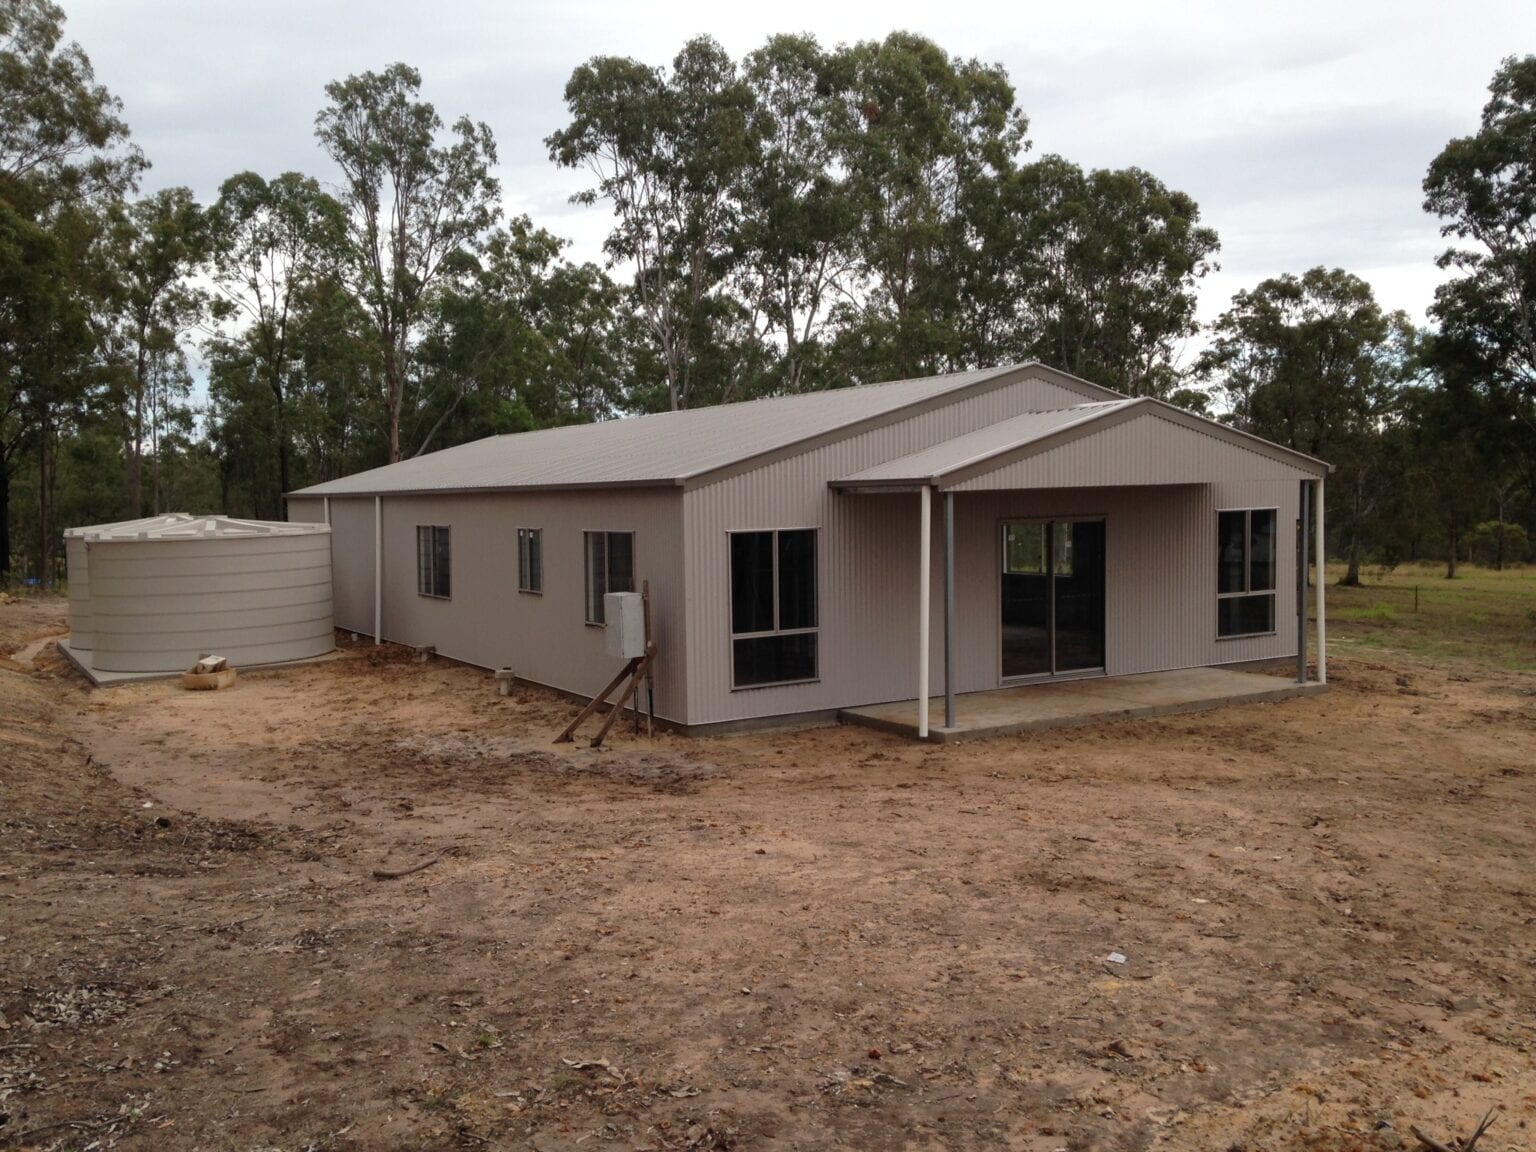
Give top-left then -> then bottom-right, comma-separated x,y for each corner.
0,0 -> 141,578
206,171 -> 346,499
737,34 -> 856,392
831,32 -> 1028,381
976,156 -> 1217,397
1199,268 -> 1413,583
548,36 -> 758,411
105,186 -> 208,516
315,63 -> 500,462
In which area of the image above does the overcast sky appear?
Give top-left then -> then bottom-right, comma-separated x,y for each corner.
61,0 -> 1536,341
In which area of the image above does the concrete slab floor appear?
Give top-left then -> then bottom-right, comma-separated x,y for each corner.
839,667 -> 1326,743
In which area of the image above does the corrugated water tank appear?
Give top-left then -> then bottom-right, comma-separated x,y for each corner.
65,515 -> 333,672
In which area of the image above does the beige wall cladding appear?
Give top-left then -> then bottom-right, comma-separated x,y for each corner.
89,532 -> 335,672
681,373 -> 1142,725
948,408 -> 1313,491
326,489 -> 689,723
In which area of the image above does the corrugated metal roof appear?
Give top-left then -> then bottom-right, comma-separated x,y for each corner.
833,401 -> 1134,486
289,363 -> 1096,497
74,515 -> 330,541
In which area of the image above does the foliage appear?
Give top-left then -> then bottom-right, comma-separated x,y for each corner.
315,62 -> 501,461
1464,520 -> 1529,567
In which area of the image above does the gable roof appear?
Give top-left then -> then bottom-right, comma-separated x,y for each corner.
289,362 -> 1117,498
831,397 -> 1330,490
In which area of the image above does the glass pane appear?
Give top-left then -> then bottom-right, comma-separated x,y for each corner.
1053,520 -> 1074,577
528,529 -> 541,593
586,532 -> 606,622
608,532 -> 634,593
517,529 -> 528,589
434,527 -> 451,598
1003,523 -> 1045,575
1218,511 -> 1247,594
417,526 -> 430,595
1054,520 -> 1105,671
1001,540 -> 1050,677
1218,593 -> 1274,637
733,633 -> 817,687
1249,509 -> 1276,592
731,532 -> 774,634
777,530 -> 817,631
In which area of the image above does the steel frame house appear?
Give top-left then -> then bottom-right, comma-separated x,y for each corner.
287,363 -> 1329,736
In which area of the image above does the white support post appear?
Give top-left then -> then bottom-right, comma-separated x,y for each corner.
918,485 -> 931,739
1314,477 -> 1326,684
323,496 -> 331,526
374,495 -> 383,647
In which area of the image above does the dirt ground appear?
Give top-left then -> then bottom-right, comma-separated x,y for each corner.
2,595 -> 1533,1152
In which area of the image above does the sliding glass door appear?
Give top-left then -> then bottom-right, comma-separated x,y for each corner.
1000,519 -> 1105,680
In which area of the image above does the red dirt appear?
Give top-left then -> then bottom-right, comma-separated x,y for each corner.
1,597 -> 1533,1151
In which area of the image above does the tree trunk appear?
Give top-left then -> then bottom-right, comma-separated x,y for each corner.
36,418 -> 53,586
0,459 -> 10,581
1445,516 -> 1458,580
127,340 -> 146,516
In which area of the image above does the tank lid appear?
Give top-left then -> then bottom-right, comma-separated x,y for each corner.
65,513 -> 195,539
68,514 -> 330,541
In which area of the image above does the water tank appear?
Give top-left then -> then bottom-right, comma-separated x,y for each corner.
67,515 -> 334,673
64,514 -> 194,652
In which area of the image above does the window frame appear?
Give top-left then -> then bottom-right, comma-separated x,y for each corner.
416,524 -> 451,600
1216,506 -> 1278,639
517,527 -> 542,595
583,530 -> 635,626
728,526 -> 820,690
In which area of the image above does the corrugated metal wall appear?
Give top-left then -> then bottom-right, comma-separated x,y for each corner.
682,373 -> 1115,724
684,376 -> 1309,725
308,490 -> 689,723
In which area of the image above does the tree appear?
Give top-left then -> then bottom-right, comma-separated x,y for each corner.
0,0 -> 140,578
106,186 -> 207,516
737,34 -> 856,393
548,37 -> 758,411
1199,268 -> 1413,584
0,0 -> 142,200
1423,56 -> 1536,441
206,171 -> 346,499
832,32 -> 1028,381
315,62 -> 500,462
977,156 -> 1218,397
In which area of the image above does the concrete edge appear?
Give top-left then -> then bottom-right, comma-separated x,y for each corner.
839,680 -> 1329,744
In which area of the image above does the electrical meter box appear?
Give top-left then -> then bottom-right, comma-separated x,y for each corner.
603,591 -> 646,659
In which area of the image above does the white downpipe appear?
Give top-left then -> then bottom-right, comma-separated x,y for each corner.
374,495 -> 383,646
918,485 -> 931,739
1314,477 -> 1326,684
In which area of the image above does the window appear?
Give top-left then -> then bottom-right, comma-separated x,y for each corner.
584,531 -> 634,624
730,529 -> 818,687
1217,508 -> 1276,637
416,525 -> 451,599
517,528 -> 542,594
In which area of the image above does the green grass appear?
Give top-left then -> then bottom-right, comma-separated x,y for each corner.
1323,561 -> 1536,671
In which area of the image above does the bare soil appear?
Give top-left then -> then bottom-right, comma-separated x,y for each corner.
2,597 -> 1533,1151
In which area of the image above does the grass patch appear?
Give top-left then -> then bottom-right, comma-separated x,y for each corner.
1323,561 -> 1536,671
